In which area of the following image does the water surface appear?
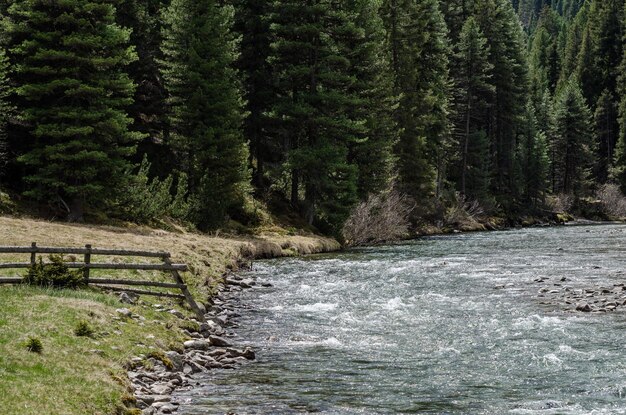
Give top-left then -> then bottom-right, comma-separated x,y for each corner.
178,225 -> 626,414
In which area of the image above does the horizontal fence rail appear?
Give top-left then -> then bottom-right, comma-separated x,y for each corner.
0,262 -> 188,271
0,242 -> 204,321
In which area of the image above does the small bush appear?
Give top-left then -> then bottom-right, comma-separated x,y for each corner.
118,156 -> 190,224
74,320 -> 95,337
343,189 -> 414,246
444,192 -> 486,227
547,193 -> 574,213
596,183 -> 626,218
24,255 -> 85,289
24,337 -> 43,353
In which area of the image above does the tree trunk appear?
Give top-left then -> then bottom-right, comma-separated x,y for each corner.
68,197 -> 85,223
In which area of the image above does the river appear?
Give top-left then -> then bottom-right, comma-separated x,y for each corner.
177,224 -> 626,414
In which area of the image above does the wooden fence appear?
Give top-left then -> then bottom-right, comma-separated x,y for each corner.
0,243 -> 205,321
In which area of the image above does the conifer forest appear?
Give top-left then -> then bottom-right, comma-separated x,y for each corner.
0,0 -> 625,238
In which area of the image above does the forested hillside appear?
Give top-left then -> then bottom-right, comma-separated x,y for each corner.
0,0 -> 625,239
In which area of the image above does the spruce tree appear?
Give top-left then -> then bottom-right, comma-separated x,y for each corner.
517,101 -> 550,205
552,80 -> 594,197
450,16 -> 494,199
475,0 -> 529,202
0,48 -> 9,177
232,0 -> 276,191
346,0 -> 397,198
5,0 -> 142,220
614,132 -> 626,193
576,0 -> 622,110
559,1 -> 588,83
381,0 -> 451,204
161,0 -> 249,230
0,48 -> 10,179
270,0 -> 361,232
593,89 -> 618,183
116,0 -> 171,173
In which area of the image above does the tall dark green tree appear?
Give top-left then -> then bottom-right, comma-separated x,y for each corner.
475,0 -> 529,201
559,0 -> 588,83
516,101 -> 550,205
381,0 -> 451,204
4,0 -> 142,220
528,7 -> 561,100
576,0 -> 622,109
450,16 -> 494,199
552,80 -> 594,197
0,48 -> 9,177
161,0 -> 249,230
615,0 -> 626,193
117,0 -> 171,174
346,0 -> 398,198
270,0 -> 361,232
594,89 -> 618,183
232,0 -> 276,191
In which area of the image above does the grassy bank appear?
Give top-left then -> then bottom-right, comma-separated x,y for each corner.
0,215 -> 340,415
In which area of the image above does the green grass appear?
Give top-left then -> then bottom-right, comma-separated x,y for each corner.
0,285 -> 186,415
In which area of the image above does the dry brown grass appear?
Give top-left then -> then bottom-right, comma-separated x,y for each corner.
0,215 -> 340,295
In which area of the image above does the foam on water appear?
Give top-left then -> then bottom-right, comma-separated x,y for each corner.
296,302 -> 338,312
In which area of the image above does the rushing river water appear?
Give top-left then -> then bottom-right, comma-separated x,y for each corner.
178,224 -> 626,414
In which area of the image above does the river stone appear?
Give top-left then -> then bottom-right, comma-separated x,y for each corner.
151,384 -> 172,395
116,308 -> 132,317
239,278 -> 256,288
576,302 -> 592,312
165,351 -> 183,372
209,335 -> 232,347
184,339 -> 211,351
158,403 -> 178,414
119,292 -> 137,304
169,309 -> 185,319
141,407 -> 156,415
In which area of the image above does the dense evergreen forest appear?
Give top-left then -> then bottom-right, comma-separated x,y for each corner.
0,0 -> 625,239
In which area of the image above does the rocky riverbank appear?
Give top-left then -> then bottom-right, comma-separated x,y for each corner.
128,273 -> 263,415
535,273 -> 626,314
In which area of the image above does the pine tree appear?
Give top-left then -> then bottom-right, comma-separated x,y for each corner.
559,1 -> 588,83
345,0 -> 397,198
161,0 -> 249,230
381,0 -> 451,204
116,0 -> 171,174
440,0 -> 475,42
552,80 -> 594,197
475,0 -> 529,202
450,16 -> 494,199
528,8 -> 562,101
614,132 -> 626,193
576,0 -> 622,110
270,0 -> 361,232
593,89 -> 618,183
516,101 -> 550,205
4,0 -> 142,220
0,48 -> 9,177
615,0 -> 626,193
232,0 -> 276,191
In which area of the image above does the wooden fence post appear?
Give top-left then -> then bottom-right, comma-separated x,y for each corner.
163,255 -> 205,322
83,244 -> 92,284
30,242 -> 36,267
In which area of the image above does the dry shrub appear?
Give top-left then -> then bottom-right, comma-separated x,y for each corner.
444,192 -> 485,226
596,184 -> 626,218
546,193 -> 574,213
343,189 -> 414,247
